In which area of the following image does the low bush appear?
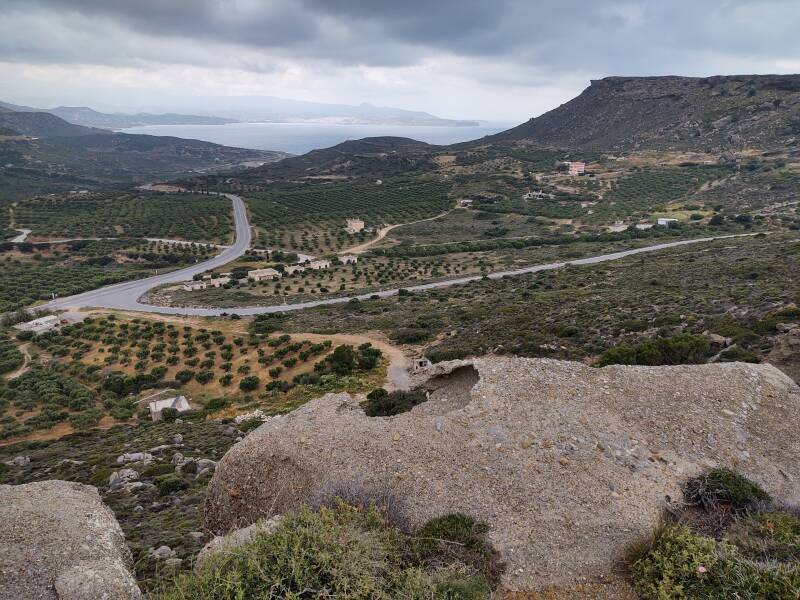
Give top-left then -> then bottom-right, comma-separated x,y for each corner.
629,523 -> 800,600
156,502 -> 495,600
155,474 -> 188,496
597,334 -> 713,367
726,512 -> 800,562
684,468 -> 771,510
364,388 -> 428,417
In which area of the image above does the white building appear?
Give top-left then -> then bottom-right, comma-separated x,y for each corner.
148,396 -> 191,421
284,264 -> 306,275
567,161 -> 586,176
248,268 -> 282,281
457,198 -> 473,207
345,218 -> 365,234
306,260 -> 331,270
339,255 -> 359,264
183,276 -> 230,291
657,218 -> 679,226
14,314 -> 61,334
523,190 -> 554,200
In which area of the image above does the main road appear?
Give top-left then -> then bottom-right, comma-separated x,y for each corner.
45,193 -> 760,317
45,192 -> 251,314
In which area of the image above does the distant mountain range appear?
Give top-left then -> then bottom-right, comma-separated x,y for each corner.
0,96 -> 479,129
487,74 -> 800,151
184,96 -> 480,127
0,106 -> 289,200
0,101 -> 235,129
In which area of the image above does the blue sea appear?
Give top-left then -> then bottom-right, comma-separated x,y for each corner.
122,121 -> 511,155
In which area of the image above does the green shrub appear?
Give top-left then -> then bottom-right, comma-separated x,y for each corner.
597,334 -> 712,367
239,375 -> 260,391
174,369 -> 195,384
160,407 -> 179,422
364,388 -> 428,417
155,474 -> 188,495
684,468 -> 771,510
143,463 -> 176,477
629,523 -> 800,600
726,512 -> 800,562
156,503 -> 494,600
204,397 -> 228,411
68,408 -> 103,430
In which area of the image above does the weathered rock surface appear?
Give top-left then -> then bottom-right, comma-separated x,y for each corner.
0,480 -> 141,599
205,357 -> 800,597
767,326 -> 800,384
195,516 -> 283,573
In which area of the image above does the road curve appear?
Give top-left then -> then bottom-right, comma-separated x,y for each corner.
45,192 -> 251,313
47,211 -> 760,316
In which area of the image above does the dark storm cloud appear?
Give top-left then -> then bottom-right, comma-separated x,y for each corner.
1,0 -> 799,74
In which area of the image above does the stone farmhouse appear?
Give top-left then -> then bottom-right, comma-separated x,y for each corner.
14,314 -> 63,334
306,260 -> 331,270
183,276 -> 230,291
339,255 -> 359,264
284,264 -> 306,275
567,161 -> 586,175
345,218 -> 365,234
248,268 -> 282,281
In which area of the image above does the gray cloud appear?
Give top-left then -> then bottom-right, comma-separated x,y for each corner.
3,0 -> 799,70
1,0 -> 798,119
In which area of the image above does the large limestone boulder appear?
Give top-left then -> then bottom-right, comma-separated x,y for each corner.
205,357 -> 800,597
0,480 -> 141,600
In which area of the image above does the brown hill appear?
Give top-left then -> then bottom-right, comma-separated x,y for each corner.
490,75 -> 800,151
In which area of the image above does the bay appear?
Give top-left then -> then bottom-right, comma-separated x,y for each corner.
122,121 -> 511,155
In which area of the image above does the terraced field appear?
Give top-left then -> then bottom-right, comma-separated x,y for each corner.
14,191 -> 234,243
246,177 -> 452,253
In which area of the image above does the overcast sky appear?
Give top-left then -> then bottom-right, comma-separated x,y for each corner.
2,0 -> 799,121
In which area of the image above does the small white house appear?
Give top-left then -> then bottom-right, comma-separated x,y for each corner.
345,218 -> 365,234
339,255 -> 358,264
657,218 -> 679,226
183,276 -> 230,291
457,198 -> 473,207
412,357 -> 432,373
15,314 -> 61,334
567,161 -> 586,176
148,396 -> 191,421
523,190 -> 554,200
284,264 -> 306,275
248,268 -> 282,281
306,259 -> 331,270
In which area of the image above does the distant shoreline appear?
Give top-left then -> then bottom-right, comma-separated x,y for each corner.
120,121 -> 510,154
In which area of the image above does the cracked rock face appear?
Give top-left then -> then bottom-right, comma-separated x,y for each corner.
0,480 -> 141,600
204,357 -> 800,597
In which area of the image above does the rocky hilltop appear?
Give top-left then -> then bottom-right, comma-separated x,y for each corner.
491,74 -> 800,151
205,357 -> 800,598
0,480 -> 141,599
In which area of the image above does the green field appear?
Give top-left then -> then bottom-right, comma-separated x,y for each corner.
246,177 -> 452,252
276,233 -> 800,364
13,191 -> 233,243
0,238 -> 212,312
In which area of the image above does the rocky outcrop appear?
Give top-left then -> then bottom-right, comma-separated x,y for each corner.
490,74 -> 800,151
0,480 -> 141,600
205,357 -> 800,597
767,324 -> 800,384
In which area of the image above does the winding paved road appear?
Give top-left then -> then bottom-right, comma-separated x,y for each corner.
45,192 -> 250,314
44,192 -> 760,316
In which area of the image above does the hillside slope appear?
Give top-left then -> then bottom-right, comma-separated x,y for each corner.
0,110 -> 107,137
234,136 -> 435,180
491,75 -> 800,151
